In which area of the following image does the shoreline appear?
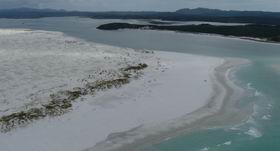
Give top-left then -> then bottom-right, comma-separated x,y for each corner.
174,30 -> 280,46
0,29 -> 253,151
101,26 -> 280,46
86,57 -> 252,151
96,22 -> 280,45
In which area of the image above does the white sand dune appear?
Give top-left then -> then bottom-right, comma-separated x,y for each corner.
0,29 -> 247,151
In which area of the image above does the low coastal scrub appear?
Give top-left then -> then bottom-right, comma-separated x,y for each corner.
0,63 -> 148,132
123,63 -> 148,71
97,23 -> 280,43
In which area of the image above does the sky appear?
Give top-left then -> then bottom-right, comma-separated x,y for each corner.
0,0 -> 280,12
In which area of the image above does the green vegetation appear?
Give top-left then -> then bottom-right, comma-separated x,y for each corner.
123,63 -> 148,71
0,63 -> 148,132
97,23 -> 280,43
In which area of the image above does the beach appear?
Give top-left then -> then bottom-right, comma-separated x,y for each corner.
0,29 -> 249,151
96,58 -> 251,151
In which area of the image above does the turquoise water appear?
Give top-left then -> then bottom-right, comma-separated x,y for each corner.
1,17 -> 280,151
142,61 -> 280,151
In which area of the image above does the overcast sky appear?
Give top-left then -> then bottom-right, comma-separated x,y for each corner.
0,0 -> 280,12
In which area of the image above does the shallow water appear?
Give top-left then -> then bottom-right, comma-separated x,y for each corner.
0,17 -> 280,151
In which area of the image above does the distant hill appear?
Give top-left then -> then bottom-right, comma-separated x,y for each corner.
175,8 -> 280,17
1,7 -> 280,25
0,8 -> 90,18
176,8 -> 226,15
0,8 -> 65,12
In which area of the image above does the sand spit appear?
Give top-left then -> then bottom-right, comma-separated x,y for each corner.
87,57 -> 250,151
0,29 -> 249,151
